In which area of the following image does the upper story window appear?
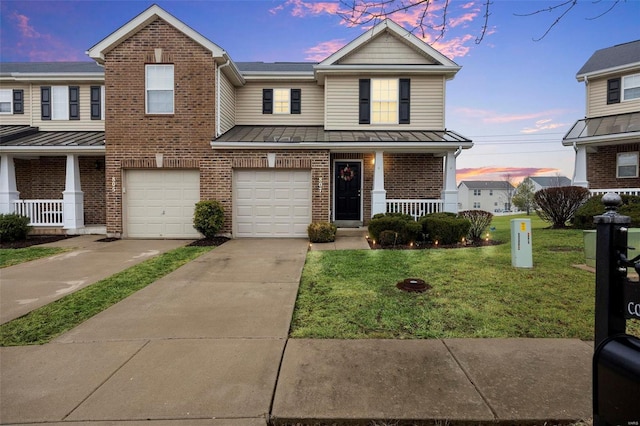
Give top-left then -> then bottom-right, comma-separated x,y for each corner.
262,89 -> 301,115
359,78 -> 410,125
146,64 -> 174,114
617,152 -> 639,178
0,89 -> 23,114
473,189 -> 481,196
489,190 -> 494,196
41,86 -> 79,120
623,73 -> 640,101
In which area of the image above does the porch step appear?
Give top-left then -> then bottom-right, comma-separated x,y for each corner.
29,225 -> 107,236
336,227 -> 368,238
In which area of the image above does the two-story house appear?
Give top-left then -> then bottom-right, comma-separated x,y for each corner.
524,175 -> 571,193
563,40 -> 640,195
457,180 -> 514,212
0,5 -> 472,239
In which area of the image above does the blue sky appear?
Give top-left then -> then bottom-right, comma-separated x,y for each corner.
1,0 -> 639,183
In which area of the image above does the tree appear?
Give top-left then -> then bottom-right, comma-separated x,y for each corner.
534,186 -> 590,229
512,177 -> 537,215
338,0 -> 625,44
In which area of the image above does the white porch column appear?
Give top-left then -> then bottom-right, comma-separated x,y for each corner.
371,150 -> 386,216
441,150 -> 459,213
572,145 -> 589,188
62,154 -> 84,230
0,155 -> 20,214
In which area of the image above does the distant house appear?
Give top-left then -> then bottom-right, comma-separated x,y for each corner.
524,176 -> 572,193
457,181 -> 514,212
563,40 -> 640,196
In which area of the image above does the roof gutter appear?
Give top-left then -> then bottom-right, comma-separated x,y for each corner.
0,146 -> 106,155
577,61 -> 640,81
210,140 -> 473,153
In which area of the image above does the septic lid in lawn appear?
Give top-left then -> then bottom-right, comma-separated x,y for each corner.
396,278 -> 431,293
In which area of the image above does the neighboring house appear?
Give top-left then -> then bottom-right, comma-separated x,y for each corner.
563,40 -> 640,196
457,181 -> 514,212
0,5 -> 472,238
524,176 -> 572,193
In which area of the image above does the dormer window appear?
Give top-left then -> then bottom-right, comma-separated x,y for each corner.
146,64 -> 174,114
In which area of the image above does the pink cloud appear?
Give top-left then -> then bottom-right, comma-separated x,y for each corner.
8,11 -> 83,61
270,0 -> 342,17
455,107 -> 570,125
457,167 -> 561,184
305,39 -> 348,62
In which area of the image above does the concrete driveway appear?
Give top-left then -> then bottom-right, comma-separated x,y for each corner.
0,236 -> 189,324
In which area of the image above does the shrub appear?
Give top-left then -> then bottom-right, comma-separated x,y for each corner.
534,186 -> 591,229
458,210 -> 493,241
368,213 -> 421,245
307,222 -> 337,243
193,200 -> 225,239
0,213 -> 31,243
378,230 -> 400,247
419,213 -> 470,245
573,194 -> 640,229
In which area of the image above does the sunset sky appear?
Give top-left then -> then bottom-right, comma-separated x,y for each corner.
1,0 -> 638,184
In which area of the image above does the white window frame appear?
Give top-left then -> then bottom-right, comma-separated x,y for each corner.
622,73 -> 640,102
145,64 -> 174,114
273,88 -> 290,114
51,86 -> 69,120
0,89 -> 12,114
617,152 -> 639,178
371,79 -> 398,124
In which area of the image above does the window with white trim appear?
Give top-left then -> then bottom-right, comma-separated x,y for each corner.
473,189 -> 481,196
51,86 -> 69,120
623,73 -> 640,101
371,79 -> 398,124
273,89 -> 290,114
0,89 -> 12,113
617,152 -> 639,178
146,64 -> 174,114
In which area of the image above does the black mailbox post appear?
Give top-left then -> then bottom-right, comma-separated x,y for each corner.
593,193 -> 640,426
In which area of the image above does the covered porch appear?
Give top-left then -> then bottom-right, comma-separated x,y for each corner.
0,127 -> 105,233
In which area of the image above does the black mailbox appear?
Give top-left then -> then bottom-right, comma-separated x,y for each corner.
593,334 -> 640,425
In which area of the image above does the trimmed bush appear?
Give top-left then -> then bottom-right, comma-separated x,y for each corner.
573,194 -> 640,229
534,186 -> 591,229
419,213 -> 470,245
0,213 -> 31,243
378,230 -> 400,247
308,222 -> 337,243
368,213 -> 421,245
458,210 -> 493,241
193,200 -> 225,239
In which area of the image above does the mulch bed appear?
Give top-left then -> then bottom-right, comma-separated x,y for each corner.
187,236 -> 230,247
0,235 -> 79,249
367,238 -> 503,250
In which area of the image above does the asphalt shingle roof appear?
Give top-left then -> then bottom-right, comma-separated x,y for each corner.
577,40 -> 640,76
0,62 -> 103,75
458,181 -> 514,190
235,62 -> 315,73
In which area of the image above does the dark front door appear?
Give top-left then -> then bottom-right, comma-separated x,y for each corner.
335,161 -> 361,221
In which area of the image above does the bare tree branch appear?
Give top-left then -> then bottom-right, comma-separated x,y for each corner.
475,0 -> 492,44
586,0 -> 621,20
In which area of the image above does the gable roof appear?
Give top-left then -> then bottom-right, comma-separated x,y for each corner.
0,62 -> 103,82
576,39 -> 640,80
314,19 -> 460,82
458,181 -> 514,190
528,176 -> 571,188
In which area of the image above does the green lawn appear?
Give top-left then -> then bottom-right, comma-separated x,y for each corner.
0,245 -> 214,346
0,247 -> 67,268
291,214 -> 639,340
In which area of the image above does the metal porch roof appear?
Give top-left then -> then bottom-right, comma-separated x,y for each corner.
562,112 -> 640,146
0,126 -> 105,151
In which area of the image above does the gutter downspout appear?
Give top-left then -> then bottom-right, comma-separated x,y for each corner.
454,146 -> 462,158
216,58 -> 231,138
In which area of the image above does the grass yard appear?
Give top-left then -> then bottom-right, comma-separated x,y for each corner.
0,245 -> 213,346
0,247 -> 67,268
291,214 -> 640,340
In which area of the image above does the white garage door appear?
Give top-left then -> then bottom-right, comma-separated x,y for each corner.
234,170 -> 311,238
125,169 -> 201,238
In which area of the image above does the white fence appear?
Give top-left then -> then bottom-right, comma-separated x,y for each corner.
590,188 -> 640,197
12,200 -> 63,226
386,199 -> 443,221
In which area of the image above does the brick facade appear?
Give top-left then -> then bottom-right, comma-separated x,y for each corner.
104,17 -> 217,236
587,143 -> 640,189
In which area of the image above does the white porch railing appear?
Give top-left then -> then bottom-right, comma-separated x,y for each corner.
590,188 -> 640,196
12,200 -> 64,226
386,199 -> 443,221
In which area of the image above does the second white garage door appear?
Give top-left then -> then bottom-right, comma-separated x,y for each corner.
125,169 -> 201,239
234,169 -> 311,237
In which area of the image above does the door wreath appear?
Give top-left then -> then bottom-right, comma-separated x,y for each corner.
340,164 -> 355,182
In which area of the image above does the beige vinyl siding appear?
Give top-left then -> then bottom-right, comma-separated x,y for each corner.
0,83 -> 32,126
219,71 -> 235,134
339,32 -> 436,65
587,75 -> 640,118
32,83 -> 105,131
235,81 -> 323,126
324,75 -> 445,130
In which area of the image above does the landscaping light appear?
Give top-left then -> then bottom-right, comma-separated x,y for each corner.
435,240 -> 439,246
409,242 -> 413,247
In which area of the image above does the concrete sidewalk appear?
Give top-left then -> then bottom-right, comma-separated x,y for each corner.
0,236 -> 593,425
0,235 -> 189,324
